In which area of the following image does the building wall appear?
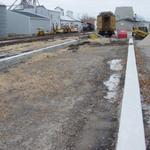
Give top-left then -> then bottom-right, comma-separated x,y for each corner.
30,17 -> 51,34
36,6 -> 49,17
115,7 -> 134,20
15,7 -> 61,32
0,4 -> 7,37
7,10 -> 30,35
50,11 -> 61,30
55,7 -> 64,16
18,8 -> 35,14
17,6 -> 49,18
116,20 -> 134,31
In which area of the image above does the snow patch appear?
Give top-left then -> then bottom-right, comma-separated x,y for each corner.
108,59 -> 123,71
104,59 -> 123,103
104,74 -> 121,102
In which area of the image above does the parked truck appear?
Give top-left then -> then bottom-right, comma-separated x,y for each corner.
97,11 -> 116,37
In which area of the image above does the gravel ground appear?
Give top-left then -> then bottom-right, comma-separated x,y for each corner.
135,46 -> 150,150
0,41 -> 128,150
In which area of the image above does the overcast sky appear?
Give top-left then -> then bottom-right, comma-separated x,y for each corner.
1,0 -> 150,20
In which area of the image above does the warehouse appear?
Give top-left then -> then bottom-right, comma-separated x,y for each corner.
7,10 -> 50,35
15,5 -> 61,31
5,0 -> 61,35
2,1 -> 82,36
0,3 -> 7,37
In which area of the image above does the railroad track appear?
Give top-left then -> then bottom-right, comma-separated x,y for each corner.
0,32 -> 91,47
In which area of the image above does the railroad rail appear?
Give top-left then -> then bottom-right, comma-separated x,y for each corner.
0,32 -> 92,47
116,39 -> 146,150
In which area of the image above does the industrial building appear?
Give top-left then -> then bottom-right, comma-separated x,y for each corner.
6,1 -> 61,35
115,7 -> 135,31
115,7 -> 150,31
0,3 -> 7,36
0,1 -> 61,36
0,0 -> 83,37
7,10 -> 51,35
14,5 -> 61,31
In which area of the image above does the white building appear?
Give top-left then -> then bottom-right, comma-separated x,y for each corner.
55,7 -> 83,31
14,5 -> 61,32
0,2 -> 7,37
7,10 -> 51,35
6,2 -> 82,35
55,7 -> 64,16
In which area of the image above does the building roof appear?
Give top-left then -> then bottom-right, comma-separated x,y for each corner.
48,9 -> 60,13
13,11 -> 47,19
117,18 -> 150,24
117,18 -> 135,22
115,7 -> 134,21
68,15 -> 81,22
61,15 -> 78,22
0,2 -> 6,6
61,14 -> 81,22
55,6 -> 64,11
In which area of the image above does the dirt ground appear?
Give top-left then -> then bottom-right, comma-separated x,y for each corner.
135,46 -> 150,150
0,41 -> 128,150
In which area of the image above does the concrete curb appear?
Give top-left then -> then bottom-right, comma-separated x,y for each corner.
116,39 -> 146,150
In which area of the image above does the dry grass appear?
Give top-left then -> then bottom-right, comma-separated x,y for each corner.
0,37 -> 76,54
0,48 -> 70,121
136,48 -> 150,103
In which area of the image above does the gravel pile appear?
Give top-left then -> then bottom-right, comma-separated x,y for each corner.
138,34 -> 150,47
